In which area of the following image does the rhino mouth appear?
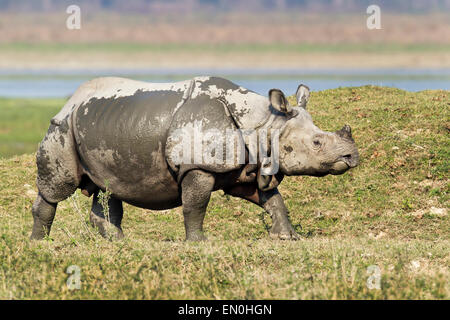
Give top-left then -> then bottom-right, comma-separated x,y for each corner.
329,160 -> 350,175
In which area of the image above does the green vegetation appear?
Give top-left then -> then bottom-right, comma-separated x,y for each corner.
0,98 -> 65,157
0,86 -> 448,299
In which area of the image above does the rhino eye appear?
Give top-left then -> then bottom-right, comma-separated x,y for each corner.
313,139 -> 322,148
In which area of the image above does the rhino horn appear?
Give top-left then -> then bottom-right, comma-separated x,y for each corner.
336,124 -> 353,140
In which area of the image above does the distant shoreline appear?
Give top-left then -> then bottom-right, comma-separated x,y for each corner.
1,45 -> 449,69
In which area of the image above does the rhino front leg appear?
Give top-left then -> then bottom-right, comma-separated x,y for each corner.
225,186 -> 300,240
90,190 -> 124,240
181,170 -> 215,241
261,189 -> 300,240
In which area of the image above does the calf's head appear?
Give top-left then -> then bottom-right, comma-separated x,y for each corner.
270,85 -> 359,177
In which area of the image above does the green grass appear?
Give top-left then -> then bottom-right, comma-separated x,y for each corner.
0,98 -> 65,157
0,86 -> 448,299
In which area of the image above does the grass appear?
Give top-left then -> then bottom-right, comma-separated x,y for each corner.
2,43 -> 448,69
0,86 -> 448,299
0,98 -> 66,157
1,42 -> 449,54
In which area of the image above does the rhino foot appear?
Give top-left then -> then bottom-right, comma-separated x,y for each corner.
89,212 -> 124,240
269,224 -> 301,240
185,231 -> 208,242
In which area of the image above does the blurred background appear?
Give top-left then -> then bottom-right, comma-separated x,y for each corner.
0,0 -> 449,98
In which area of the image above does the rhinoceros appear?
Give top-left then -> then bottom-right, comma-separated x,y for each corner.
31,76 -> 359,241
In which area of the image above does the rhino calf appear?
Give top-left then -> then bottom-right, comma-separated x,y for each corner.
31,76 -> 359,241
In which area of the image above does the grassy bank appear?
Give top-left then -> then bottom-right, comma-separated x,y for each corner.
1,43 -> 449,69
0,86 -> 448,299
0,98 -> 65,157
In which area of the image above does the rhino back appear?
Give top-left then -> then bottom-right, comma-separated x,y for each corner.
190,76 -> 272,130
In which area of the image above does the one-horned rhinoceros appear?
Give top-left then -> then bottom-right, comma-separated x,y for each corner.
31,76 -> 359,241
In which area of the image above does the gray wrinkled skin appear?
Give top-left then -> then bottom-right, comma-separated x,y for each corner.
31,76 -> 359,241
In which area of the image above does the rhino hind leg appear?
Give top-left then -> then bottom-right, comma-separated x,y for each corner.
89,190 -> 124,240
31,121 -> 80,240
30,193 -> 57,240
181,170 -> 215,241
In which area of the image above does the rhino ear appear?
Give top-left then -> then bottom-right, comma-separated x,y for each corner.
296,84 -> 310,109
269,89 -> 292,114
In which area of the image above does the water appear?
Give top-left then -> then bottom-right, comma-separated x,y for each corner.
0,68 -> 448,98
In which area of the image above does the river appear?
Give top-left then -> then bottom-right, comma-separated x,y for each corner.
0,68 -> 448,98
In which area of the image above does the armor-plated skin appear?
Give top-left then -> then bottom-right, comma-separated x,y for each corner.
31,76 -> 359,241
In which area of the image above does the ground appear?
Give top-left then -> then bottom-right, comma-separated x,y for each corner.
0,86 -> 448,299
